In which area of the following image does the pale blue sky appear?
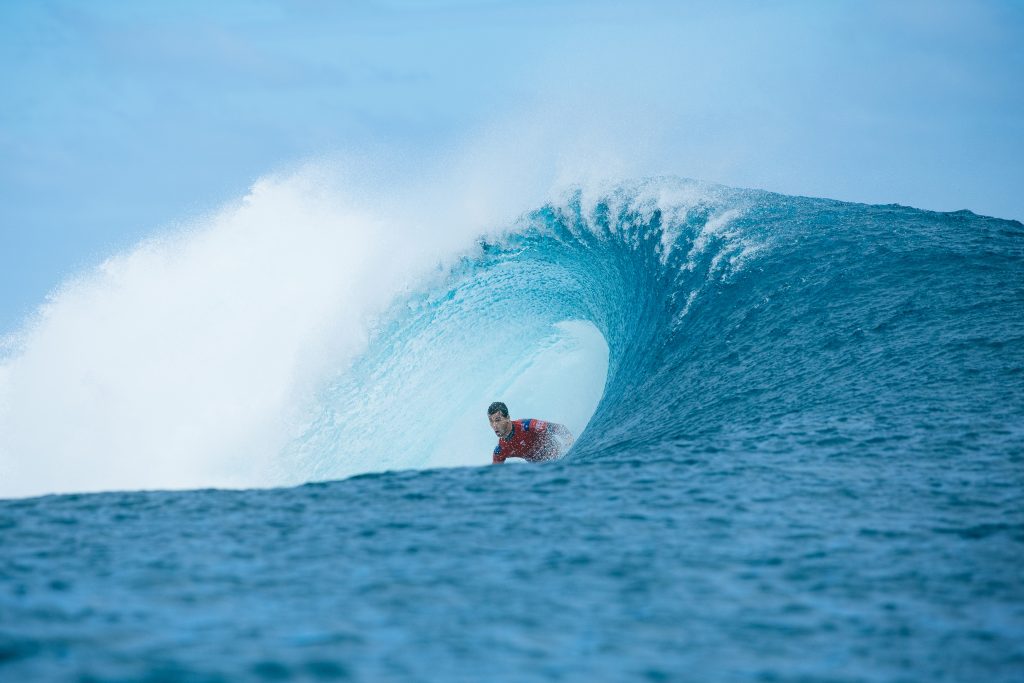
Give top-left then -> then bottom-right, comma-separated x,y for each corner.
2,0 -> 1023,332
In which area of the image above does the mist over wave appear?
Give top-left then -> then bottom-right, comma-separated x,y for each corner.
0,134 -> 628,498
0,160 -> 535,497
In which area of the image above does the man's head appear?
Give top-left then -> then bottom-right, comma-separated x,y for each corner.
487,401 -> 512,438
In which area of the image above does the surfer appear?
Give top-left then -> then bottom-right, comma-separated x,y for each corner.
487,401 -> 574,464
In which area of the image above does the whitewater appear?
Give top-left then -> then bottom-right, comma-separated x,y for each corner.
1,164 -> 1022,681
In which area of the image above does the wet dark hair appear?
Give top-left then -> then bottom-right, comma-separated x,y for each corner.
487,401 -> 509,418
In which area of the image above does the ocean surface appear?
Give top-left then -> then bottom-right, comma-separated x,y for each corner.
2,179 -> 1023,681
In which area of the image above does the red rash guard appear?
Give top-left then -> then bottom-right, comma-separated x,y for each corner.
492,419 -> 564,463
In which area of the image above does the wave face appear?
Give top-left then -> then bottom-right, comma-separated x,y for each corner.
2,178 -> 1024,681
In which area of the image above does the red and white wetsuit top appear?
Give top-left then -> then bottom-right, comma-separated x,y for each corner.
492,419 -> 562,463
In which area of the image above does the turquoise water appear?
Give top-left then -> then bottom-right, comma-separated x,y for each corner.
2,180 -> 1023,681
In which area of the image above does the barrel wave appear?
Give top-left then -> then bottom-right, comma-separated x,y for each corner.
286,178 -> 1024,479
2,177 -> 1023,681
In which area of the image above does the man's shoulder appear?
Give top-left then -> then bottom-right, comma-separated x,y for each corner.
518,418 -> 548,432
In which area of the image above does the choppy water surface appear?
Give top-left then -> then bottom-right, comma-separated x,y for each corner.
2,180 -> 1023,681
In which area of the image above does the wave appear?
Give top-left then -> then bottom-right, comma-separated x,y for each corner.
3,171 -> 1022,499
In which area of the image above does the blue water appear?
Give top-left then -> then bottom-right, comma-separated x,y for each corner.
3,179 -> 1023,681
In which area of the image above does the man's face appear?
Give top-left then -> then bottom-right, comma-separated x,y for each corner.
489,411 -> 512,438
